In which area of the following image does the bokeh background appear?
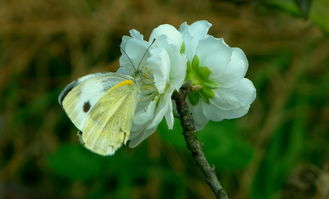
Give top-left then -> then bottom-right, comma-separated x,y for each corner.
1,0 -> 329,198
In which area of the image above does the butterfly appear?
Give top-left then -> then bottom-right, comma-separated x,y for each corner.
58,41 -> 154,156
58,72 -> 140,155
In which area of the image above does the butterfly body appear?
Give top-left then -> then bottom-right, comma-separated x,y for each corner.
59,72 -> 141,155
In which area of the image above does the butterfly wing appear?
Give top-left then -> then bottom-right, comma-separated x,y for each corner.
59,72 -> 138,155
81,80 -> 138,155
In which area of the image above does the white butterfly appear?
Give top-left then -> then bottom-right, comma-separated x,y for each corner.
58,39 -> 159,156
59,72 -> 141,155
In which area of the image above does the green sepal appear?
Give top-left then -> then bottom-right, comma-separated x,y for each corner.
204,80 -> 218,89
186,60 -> 192,76
188,91 -> 200,105
180,43 -> 185,54
198,66 -> 211,80
202,87 -> 215,99
185,55 -> 219,105
200,90 -> 211,104
191,55 -> 200,72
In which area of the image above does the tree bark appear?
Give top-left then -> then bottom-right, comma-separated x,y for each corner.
172,81 -> 230,199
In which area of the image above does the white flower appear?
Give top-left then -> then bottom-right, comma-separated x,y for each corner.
179,20 -> 256,130
118,25 -> 186,147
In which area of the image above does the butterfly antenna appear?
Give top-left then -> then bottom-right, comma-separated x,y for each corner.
137,39 -> 156,70
120,46 -> 137,71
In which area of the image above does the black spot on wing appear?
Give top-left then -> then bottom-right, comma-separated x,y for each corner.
83,101 -> 91,112
58,79 -> 78,104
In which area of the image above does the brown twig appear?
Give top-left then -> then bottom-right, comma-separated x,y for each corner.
172,81 -> 229,199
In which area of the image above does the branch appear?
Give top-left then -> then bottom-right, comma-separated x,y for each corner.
172,81 -> 230,199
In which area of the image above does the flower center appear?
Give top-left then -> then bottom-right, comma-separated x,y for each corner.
186,55 -> 218,105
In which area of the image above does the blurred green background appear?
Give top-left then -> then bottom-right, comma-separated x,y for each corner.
0,0 -> 329,198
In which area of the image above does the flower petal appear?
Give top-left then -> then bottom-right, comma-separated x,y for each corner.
120,29 -> 144,52
128,126 -> 157,148
188,100 -> 209,130
179,20 -> 212,61
146,47 -> 170,93
179,20 -> 212,40
130,100 -> 156,140
214,47 -> 249,88
155,36 -> 187,91
165,100 -> 174,129
181,31 -> 196,60
129,93 -> 171,147
149,24 -> 183,47
196,36 -> 232,76
118,38 -> 149,75
129,29 -> 144,40
211,78 -> 256,110
202,101 -> 251,121
151,93 -> 171,127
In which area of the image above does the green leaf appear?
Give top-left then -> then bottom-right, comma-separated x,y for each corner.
159,119 -> 254,171
199,121 -> 254,171
188,91 -> 200,105
47,143 -> 104,180
310,0 -> 329,34
294,0 -> 313,18
251,118 -> 305,199
266,0 -> 300,16
158,119 -> 185,149
266,0 -> 329,33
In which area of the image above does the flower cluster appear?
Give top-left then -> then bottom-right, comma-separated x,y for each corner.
118,20 -> 256,147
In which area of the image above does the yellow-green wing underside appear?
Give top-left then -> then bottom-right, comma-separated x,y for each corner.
82,81 -> 138,155
62,79 -> 138,155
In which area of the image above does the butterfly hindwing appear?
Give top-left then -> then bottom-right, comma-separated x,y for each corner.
59,72 -> 138,155
59,72 -> 133,130
81,80 -> 138,155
